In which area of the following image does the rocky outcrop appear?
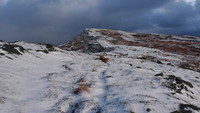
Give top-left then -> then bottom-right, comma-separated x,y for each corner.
59,29 -> 114,53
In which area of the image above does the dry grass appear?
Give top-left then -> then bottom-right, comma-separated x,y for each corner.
96,29 -> 200,72
96,55 -> 110,63
73,78 -> 90,94
73,84 -> 90,94
97,30 -> 200,56
98,29 -> 121,38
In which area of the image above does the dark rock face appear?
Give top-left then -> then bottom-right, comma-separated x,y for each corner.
84,43 -> 114,53
1,44 -> 26,55
171,104 -> 200,113
155,73 -> 164,77
164,75 -> 193,94
45,44 -> 55,52
59,30 -> 114,53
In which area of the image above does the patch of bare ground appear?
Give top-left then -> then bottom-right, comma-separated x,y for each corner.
98,30 -> 200,56
59,39 -> 84,51
179,57 -> 200,72
97,30 -> 148,46
96,30 -> 200,72
137,55 -> 163,64
59,32 -> 88,51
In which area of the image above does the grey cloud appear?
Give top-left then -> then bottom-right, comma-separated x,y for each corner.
147,1 -> 200,36
0,0 -> 199,45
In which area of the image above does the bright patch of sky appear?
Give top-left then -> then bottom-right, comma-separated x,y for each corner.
176,0 -> 196,6
0,0 -> 8,5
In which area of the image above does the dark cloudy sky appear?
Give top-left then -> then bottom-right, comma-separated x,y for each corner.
0,0 -> 199,45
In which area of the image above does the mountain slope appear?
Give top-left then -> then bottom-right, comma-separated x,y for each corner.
0,29 -> 200,113
60,28 -> 200,72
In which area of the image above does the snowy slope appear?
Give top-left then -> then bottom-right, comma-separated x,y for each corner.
0,29 -> 200,113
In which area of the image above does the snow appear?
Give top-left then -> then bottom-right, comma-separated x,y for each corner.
0,50 -> 70,112
0,38 -> 200,113
15,42 -> 47,51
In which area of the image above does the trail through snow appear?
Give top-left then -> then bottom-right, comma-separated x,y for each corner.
0,40 -> 200,113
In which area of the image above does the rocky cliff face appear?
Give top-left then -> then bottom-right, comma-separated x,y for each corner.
0,29 -> 200,113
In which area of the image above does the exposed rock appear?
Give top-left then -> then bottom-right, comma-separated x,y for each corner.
0,96 -> 6,104
171,104 -> 200,113
155,73 -> 164,77
164,75 -> 193,94
1,44 -> 26,55
59,30 -> 114,53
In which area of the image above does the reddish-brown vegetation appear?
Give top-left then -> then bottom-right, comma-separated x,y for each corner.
96,30 -> 200,57
95,29 -> 200,72
96,55 -> 110,63
73,78 -> 90,94
73,84 -> 90,94
61,29 -> 200,72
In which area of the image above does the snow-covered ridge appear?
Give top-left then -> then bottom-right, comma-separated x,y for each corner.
60,28 -> 200,72
60,28 -> 200,55
1,29 -> 200,113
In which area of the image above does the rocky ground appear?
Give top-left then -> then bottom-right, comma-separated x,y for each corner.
0,28 -> 200,113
